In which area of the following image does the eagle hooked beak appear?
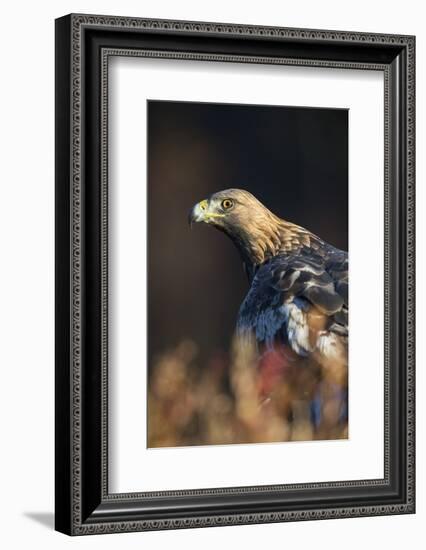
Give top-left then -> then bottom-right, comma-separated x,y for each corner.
188,199 -> 225,228
188,199 -> 208,228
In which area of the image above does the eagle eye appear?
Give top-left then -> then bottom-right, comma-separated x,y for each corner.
221,199 -> 234,210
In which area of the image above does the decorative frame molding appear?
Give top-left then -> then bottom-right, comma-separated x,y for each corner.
55,14 -> 415,535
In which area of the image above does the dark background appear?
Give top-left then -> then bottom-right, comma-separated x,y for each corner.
148,100 -> 348,369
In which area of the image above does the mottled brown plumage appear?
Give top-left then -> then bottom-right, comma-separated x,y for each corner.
189,189 -> 318,277
189,189 -> 348,425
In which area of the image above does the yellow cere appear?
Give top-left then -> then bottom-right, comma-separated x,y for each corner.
199,199 -> 225,219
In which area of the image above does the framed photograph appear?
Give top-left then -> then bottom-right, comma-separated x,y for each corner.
55,14 -> 415,535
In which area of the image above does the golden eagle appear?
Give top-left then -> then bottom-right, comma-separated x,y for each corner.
189,189 -> 348,429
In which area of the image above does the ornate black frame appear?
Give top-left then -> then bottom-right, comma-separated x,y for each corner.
55,14 -> 415,535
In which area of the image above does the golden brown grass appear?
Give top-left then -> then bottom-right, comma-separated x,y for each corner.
148,337 -> 347,448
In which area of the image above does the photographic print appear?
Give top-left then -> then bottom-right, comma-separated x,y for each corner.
56,16 -> 415,534
147,100 -> 348,448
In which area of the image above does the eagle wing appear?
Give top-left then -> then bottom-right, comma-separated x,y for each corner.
236,246 -> 348,363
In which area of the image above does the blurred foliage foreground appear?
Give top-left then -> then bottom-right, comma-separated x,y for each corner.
148,337 -> 348,448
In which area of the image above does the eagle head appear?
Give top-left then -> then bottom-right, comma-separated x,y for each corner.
189,188 -> 263,229
189,188 -> 312,267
